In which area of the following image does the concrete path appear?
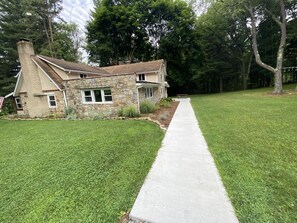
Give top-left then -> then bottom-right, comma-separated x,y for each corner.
129,98 -> 239,223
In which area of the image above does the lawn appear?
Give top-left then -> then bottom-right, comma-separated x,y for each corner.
191,85 -> 297,223
0,120 -> 164,222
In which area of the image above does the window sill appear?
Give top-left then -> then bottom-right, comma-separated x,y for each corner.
83,102 -> 113,105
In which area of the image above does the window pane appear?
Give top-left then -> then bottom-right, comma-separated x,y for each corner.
105,96 -> 112,102
15,97 -> 22,109
85,96 -> 92,102
138,74 -> 145,81
84,91 -> 91,96
94,90 -> 102,102
104,89 -> 111,96
48,95 -> 56,107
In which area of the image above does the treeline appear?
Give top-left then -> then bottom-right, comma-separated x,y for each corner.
87,0 -> 297,94
1,0 -> 297,98
0,0 -> 82,98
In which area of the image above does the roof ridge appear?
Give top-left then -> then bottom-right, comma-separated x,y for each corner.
37,55 -> 109,75
101,59 -> 164,75
32,56 -> 64,90
101,59 -> 164,69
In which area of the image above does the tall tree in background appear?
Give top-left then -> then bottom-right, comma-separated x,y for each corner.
150,0 -> 200,92
86,0 -> 152,66
195,0 -> 251,93
0,0 -> 81,99
0,0 -> 44,96
41,22 -> 83,62
87,0 -> 199,93
245,0 -> 296,94
32,0 -> 62,57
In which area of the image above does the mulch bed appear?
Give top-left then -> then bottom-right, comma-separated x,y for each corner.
142,100 -> 179,129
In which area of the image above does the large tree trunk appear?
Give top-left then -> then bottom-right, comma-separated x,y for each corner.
273,0 -> 286,94
246,0 -> 287,94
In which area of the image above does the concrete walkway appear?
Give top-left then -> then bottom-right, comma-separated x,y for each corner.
130,98 -> 239,223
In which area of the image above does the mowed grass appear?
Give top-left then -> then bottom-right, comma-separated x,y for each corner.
0,120 -> 164,222
191,85 -> 297,223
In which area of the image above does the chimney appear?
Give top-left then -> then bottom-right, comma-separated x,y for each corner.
17,40 -> 44,117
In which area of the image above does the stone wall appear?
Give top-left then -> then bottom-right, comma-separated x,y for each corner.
64,74 -> 138,118
138,87 -> 161,105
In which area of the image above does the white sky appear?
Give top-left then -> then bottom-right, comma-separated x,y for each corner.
60,0 -> 95,62
60,0 -> 94,32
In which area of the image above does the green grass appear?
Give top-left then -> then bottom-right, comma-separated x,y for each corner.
191,85 -> 297,223
0,120 -> 164,222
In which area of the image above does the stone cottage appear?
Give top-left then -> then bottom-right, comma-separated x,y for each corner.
9,40 -> 169,118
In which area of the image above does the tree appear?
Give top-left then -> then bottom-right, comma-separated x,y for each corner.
0,0 -> 80,100
40,22 -> 83,62
0,0 -> 45,96
148,0 -> 200,92
245,0 -> 296,94
86,0 -> 152,66
87,0 -> 199,94
195,0 -> 252,93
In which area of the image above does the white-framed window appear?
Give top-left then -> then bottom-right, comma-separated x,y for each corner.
15,97 -> 23,110
80,74 -> 87,78
145,87 -> 153,98
138,74 -> 145,81
82,88 -> 113,104
47,94 -> 57,108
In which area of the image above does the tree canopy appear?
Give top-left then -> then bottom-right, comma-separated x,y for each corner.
86,0 -> 200,93
0,0 -> 82,98
87,0 -> 297,94
1,0 -> 297,99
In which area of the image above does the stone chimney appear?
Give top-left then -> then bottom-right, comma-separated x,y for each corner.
17,39 -> 44,117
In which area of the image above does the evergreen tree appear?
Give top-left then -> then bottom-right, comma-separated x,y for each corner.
0,0 -> 81,98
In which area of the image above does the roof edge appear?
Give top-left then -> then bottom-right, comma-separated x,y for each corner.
37,55 -> 67,72
63,72 -> 135,82
32,58 -> 63,91
13,70 -> 23,97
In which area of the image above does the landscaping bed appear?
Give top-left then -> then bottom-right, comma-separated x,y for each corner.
146,100 -> 179,128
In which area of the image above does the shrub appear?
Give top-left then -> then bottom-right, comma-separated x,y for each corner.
65,113 -> 78,120
158,98 -> 172,108
140,101 -> 155,113
118,106 -> 140,118
163,97 -> 173,102
89,111 -> 104,120
0,98 -> 15,116
65,106 -> 76,116
117,108 -> 124,117
64,106 -> 77,120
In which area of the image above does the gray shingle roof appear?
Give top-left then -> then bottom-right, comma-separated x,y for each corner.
32,56 -> 64,89
102,60 -> 164,75
38,55 -> 109,75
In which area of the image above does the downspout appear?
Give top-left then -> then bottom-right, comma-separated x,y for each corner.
136,86 -> 141,112
63,90 -> 68,107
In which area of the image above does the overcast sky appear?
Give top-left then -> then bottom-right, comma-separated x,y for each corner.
60,0 -> 94,61
60,0 -> 94,32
